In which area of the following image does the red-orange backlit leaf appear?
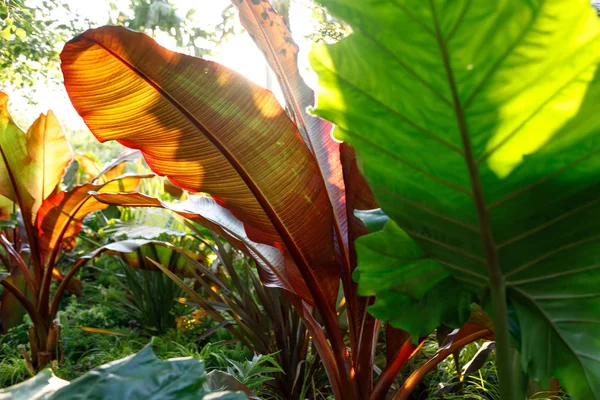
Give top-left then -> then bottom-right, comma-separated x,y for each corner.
234,0 -> 350,259
60,26 -> 340,306
36,174 -> 146,264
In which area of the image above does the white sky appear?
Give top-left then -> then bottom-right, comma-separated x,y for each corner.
6,0 -> 319,133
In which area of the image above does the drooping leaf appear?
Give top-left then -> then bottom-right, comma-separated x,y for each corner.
92,192 -> 305,296
93,149 -> 141,183
311,0 -> 600,397
101,239 -> 202,278
36,174 -> 148,264
61,25 -> 340,307
462,341 -> 495,377
103,221 -> 187,240
77,326 -> 128,336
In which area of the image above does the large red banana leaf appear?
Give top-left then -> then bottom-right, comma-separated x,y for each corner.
60,26 -> 340,307
231,5 -> 382,394
233,0 -> 347,251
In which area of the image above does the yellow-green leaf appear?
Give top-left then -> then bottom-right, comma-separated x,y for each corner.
14,28 -> 25,40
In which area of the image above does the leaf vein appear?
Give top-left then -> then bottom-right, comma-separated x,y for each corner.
391,0 -> 436,38
316,60 -> 465,155
498,197 -> 600,249
505,233 -> 600,279
356,27 -> 453,108
464,2 -> 543,108
476,59 -> 600,166
371,183 -> 479,232
445,0 -> 473,43
507,264 -> 600,286
344,130 -> 472,196
403,227 -> 486,265
433,258 -> 488,282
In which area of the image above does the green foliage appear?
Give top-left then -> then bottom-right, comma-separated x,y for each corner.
104,260 -> 185,335
112,0 -> 235,58
0,0 -> 76,91
306,1 -> 350,44
311,0 -> 600,397
66,131 -> 125,165
0,348 -> 32,389
0,339 -> 247,400
213,353 -> 283,397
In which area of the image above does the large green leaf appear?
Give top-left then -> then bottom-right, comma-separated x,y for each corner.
311,0 -> 600,397
0,369 -> 69,400
0,339 -> 246,400
354,219 -> 473,339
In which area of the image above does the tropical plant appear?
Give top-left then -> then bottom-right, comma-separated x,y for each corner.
59,1 -> 498,399
212,353 -> 282,398
309,0 -> 600,398
104,259 -> 185,335
0,338 -> 247,400
84,211 -> 317,400
0,91 -> 147,370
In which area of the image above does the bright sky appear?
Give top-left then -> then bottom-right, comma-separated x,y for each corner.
6,0 -> 319,133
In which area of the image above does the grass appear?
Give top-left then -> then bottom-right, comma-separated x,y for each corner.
0,351 -> 32,388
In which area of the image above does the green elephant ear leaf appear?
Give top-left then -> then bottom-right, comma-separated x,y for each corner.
311,0 -> 600,398
0,339 -> 247,400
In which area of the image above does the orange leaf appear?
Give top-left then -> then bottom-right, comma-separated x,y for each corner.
61,26 -> 339,307
0,92 -> 72,224
75,153 -> 101,181
36,174 -> 147,264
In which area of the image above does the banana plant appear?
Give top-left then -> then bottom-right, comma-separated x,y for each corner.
0,91 -> 148,370
59,2 -> 495,399
310,0 -> 600,398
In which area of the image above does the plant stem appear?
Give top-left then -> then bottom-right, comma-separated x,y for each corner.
489,279 -> 515,400
393,328 -> 492,400
370,338 -> 425,400
429,1 -> 516,397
